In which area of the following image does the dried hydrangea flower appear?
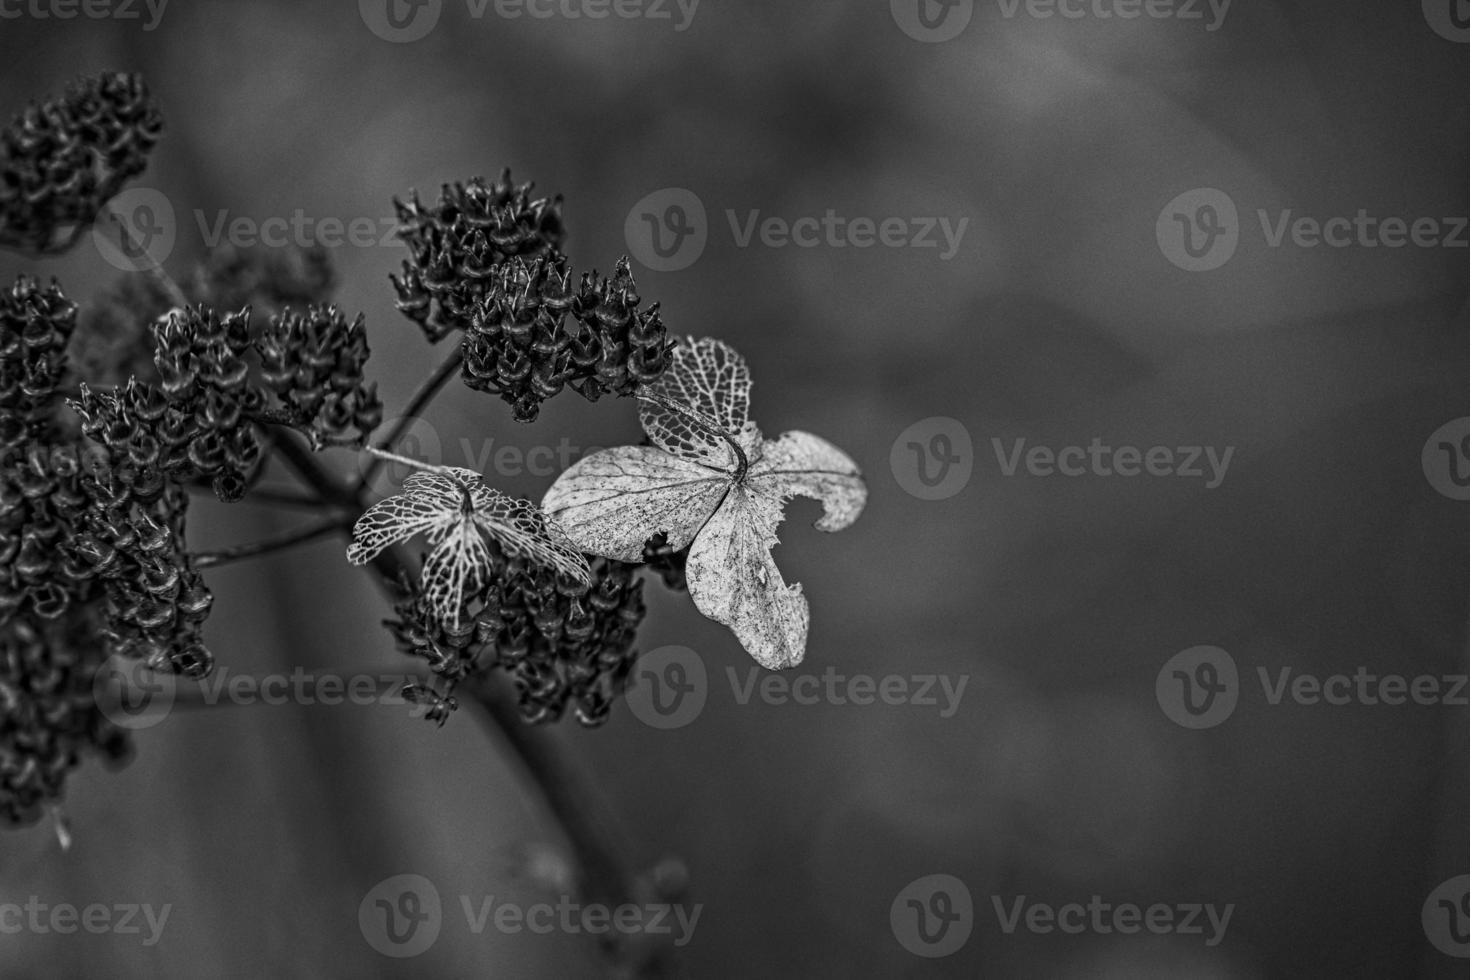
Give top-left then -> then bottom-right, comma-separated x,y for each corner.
347,457 -> 590,628
0,72 -> 163,255
543,337 -> 867,669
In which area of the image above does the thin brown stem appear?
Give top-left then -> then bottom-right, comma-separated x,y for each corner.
163,670 -> 429,708
192,515 -> 346,569
268,429 -> 359,508
357,346 -> 464,491
462,676 -> 675,976
222,485 -> 336,510
100,199 -> 188,308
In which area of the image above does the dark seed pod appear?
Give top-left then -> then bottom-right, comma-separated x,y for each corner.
391,170 -> 566,342
0,73 -> 163,256
383,547 -> 648,727
461,254 -> 673,422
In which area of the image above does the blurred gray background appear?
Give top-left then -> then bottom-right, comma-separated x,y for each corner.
4,0 -> 1470,976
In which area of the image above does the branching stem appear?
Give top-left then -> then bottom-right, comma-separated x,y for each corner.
243,362 -> 665,975
192,515 -> 346,568
357,346 -> 465,491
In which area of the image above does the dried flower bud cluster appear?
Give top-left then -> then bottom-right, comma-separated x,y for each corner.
76,245 -> 339,390
0,614 -> 132,828
0,443 -> 212,825
1,276 -> 212,827
462,255 -> 673,422
71,307 -> 265,502
389,171 -> 673,421
1,276 -> 77,448
72,300 -> 381,499
2,279 -> 214,674
0,53 -> 705,839
0,72 -> 163,255
391,171 -> 566,342
386,553 -> 647,726
256,306 -> 383,449
72,479 -> 213,675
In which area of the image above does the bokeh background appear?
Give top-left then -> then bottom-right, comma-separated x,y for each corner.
4,0 -> 1470,976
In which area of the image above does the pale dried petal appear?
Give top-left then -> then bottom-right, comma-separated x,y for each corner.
639,336 -> 756,467
685,484 -> 810,670
349,465 -> 591,627
541,445 -> 730,562
403,468 -> 482,507
346,494 -> 456,565
544,335 -> 866,669
471,490 -> 592,584
421,518 -> 491,627
747,430 -> 867,533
